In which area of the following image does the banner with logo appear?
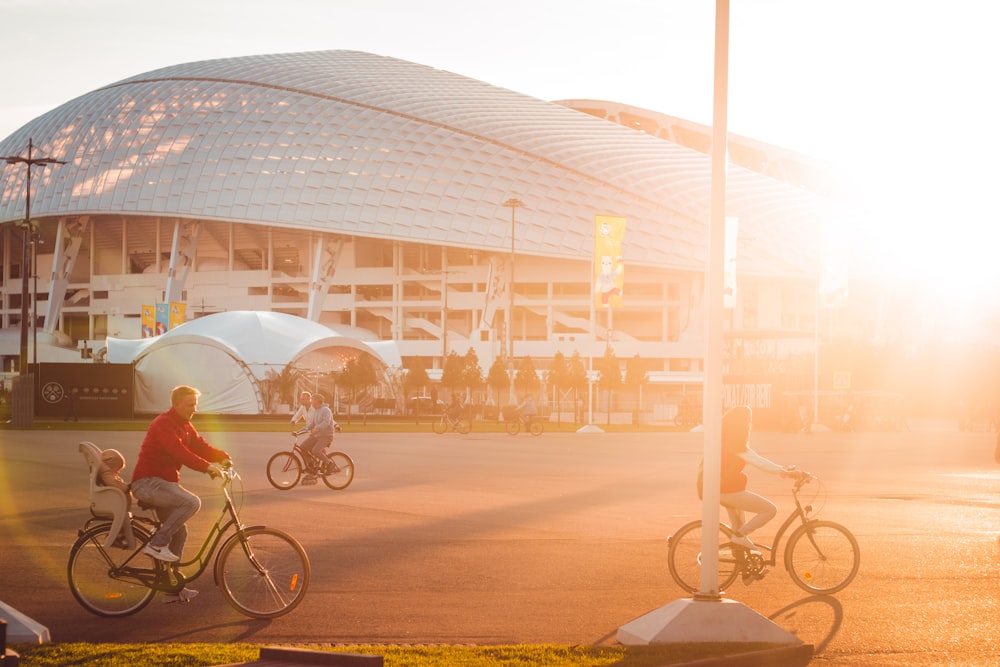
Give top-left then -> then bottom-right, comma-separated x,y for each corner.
169,302 -> 186,329
594,215 -> 626,308
141,305 -> 155,338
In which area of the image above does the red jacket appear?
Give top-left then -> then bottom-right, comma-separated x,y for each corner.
132,408 -> 229,483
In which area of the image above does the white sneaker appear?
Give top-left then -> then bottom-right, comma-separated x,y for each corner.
143,543 -> 180,562
730,533 -> 755,549
162,587 -> 199,604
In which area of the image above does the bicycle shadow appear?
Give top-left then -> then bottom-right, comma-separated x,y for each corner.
155,618 -> 273,643
768,594 -> 843,655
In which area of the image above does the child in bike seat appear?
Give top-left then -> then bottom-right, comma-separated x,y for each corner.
717,405 -> 800,550
98,449 -> 130,492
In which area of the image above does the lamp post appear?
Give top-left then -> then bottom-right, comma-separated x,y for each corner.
1,138 -> 66,373
502,198 -> 523,403
1,138 -> 65,429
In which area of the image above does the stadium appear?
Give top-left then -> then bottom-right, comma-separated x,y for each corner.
0,50 -> 833,422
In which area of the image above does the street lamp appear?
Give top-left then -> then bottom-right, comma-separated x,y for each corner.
1,138 -> 65,373
501,198 -> 523,362
502,198 -> 523,404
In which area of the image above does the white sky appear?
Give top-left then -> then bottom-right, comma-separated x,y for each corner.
2,0 -> 999,310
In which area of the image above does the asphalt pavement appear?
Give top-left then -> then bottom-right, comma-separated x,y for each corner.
1,422 -> 999,665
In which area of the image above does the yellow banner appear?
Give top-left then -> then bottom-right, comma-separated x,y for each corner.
141,305 -> 155,338
594,215 -> 626,308
169,302 -> 186,329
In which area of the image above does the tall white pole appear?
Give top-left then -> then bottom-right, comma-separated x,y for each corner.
698,0 -> 729,598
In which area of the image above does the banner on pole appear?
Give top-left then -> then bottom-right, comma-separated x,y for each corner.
141,305 -> 155,338
594,215 -> 626,308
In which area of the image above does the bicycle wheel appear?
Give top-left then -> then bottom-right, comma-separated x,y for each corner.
68,522 -> 158,617
784,520 -> 860,594
529,419 -> 544,436
215,526 -> 310,618
432,416 -> 448,434
266,451 -> 302,490
505,420 -> 520,435
667,520 -> 741,594
321,452 -> 355,490
454,418 -> 471,435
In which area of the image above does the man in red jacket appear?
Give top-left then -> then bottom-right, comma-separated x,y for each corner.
130,385 -> 231,601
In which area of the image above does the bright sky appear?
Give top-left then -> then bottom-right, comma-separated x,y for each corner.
2,0 -> 999,320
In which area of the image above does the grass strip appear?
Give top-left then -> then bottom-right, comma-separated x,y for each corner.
12,642 -> 779,666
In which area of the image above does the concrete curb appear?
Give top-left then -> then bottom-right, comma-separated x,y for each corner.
0,603 -> 49,644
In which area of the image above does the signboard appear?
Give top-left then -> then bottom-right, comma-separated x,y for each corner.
36,363 -> 134,419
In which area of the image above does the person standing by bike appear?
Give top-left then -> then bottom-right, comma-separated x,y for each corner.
298,393 -> 336,483
130,385 -> 230,601
716,405 -> 800,549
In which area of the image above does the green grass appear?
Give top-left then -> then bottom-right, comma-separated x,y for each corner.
11,642 -> 780,666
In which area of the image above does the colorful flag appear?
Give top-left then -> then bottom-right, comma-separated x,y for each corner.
169,302 -> 186,329
154,303 -> 169,336
594,215 -> 626,308
141,305 -> 155,338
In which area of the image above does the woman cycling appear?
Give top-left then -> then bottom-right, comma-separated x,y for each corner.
718,405 -> 800,549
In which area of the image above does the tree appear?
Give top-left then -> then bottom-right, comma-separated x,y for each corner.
440,351 -> 466,398
514,355 -> 541,401
547,351 -> 570,425
596,347 -> 622,425
460,348 -> 484,396
262,363 -> 301,413
403,362 -> 430,399
487,357 -> 510,417
338,354 -> 379,422
569,351 -> 589,422
624,354 -> 649,427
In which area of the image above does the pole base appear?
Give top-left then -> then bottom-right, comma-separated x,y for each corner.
617,597 -> 802,645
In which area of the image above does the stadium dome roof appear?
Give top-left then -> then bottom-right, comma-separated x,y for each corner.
0,50 -> 831,275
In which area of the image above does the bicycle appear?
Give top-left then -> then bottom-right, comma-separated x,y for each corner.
506,413 -> 544,436
68,462 -> 310,618
667,473 -> 860,595
266,433 -> 354,490
432,412 -> 471,435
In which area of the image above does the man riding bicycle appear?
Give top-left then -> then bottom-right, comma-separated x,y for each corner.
296,393 -> 337,483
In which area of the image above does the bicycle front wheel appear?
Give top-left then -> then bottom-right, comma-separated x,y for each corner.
216,527 -> 310,618
68,522 -> 158,617
266,451 -> 302,490
529,419 -> 544,436
455,419 -> 471,435
667,520 -> 741,594
784,520 -> 860,594
321,452 -> 355,490
432,416 -> 448,434
505,420 -> 520,435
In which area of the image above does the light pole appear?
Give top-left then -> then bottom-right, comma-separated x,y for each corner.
1,138 -> 65,428
1,138 -> 66,373
502,197 -> 523,403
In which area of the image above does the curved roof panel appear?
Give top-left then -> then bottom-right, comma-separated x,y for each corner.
0,50 -> 830,275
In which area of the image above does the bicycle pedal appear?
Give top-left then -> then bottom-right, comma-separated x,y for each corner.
301,475 -> 318,486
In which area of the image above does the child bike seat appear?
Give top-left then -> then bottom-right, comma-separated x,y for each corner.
79,441 -> 135,550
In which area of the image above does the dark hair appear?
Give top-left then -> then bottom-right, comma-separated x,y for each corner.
721,405 -> 752,453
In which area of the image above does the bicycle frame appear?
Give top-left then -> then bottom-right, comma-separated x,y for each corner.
82,470 -> 250,594
725,478 -> 814,567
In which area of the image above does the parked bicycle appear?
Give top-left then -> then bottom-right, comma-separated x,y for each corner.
667,473 -> 860,595
432,412 -> 471,435
506,414 -> 544,436
68,459 -> 310,618
266,433 -> 354,490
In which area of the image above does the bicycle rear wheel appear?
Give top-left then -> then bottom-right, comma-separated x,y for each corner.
266,451 -> 302,490
432,416 -> 448,434
68,522 -> 158,617
784,520 -> 860,594
667,520 -> 741,594
321,452 -> 355,490
215,526 -> 310,618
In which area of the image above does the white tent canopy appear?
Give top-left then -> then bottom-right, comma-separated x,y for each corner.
106,311 -> 400,414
